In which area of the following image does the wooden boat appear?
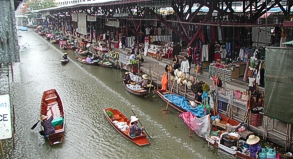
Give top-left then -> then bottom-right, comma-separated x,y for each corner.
123,74 -> 148,96
97,60 -> 114,68
75,56 -> 99,65
103,108 -> 150,146
156,89 -> 255,158
155,89 -> 186,112
40,89 -> 65,145
75,50 -> 92,57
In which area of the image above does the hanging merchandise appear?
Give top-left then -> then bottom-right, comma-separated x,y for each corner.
226,42 -> 231,57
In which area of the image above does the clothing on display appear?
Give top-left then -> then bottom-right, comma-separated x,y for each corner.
201,45 -> 209,61
145,27 -> 150,35
157,27 -> 162,35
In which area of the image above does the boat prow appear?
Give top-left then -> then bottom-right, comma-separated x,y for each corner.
103,108 -> 150,146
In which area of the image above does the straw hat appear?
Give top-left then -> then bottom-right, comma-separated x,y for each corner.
130,116 -> 139,124
187,81 -> 192,89
246,135 -> 260,145
64,52 -> 67,55
40,115 -> 48,121
190,101 -> 196,108
125,72 -> 130,75
142,74 -> 149,80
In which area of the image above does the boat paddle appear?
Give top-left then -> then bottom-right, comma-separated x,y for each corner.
131,109 -> 152,139
31,107 -> 51,130
31,120 -> 40,130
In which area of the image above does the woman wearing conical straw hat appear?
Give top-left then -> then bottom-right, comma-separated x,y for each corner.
246,135 -> 262,158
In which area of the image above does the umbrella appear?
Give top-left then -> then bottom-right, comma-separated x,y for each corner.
282,40 -> 293,45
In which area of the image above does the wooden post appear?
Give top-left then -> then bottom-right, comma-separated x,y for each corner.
0,140 -> 4,159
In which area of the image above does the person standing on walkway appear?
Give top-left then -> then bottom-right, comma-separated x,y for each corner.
180,56 -> 190,74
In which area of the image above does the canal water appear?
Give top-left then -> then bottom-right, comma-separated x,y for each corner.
10,30 -> 232,159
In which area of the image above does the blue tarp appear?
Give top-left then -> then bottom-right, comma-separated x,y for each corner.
17,26 -> 28,31
164,94 -> 209,117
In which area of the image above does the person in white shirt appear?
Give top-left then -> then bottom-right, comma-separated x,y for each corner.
180,56 -> 190,74
145,27 -> 150,35
129,53 -> 136,60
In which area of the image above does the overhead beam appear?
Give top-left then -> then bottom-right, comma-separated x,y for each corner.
145,8 -> 188,42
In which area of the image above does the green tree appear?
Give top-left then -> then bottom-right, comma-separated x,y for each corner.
28,0 -> 56,11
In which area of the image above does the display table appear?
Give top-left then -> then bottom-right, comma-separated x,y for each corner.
209,64 -> 242,82
233,62 -> 246,76
147,44 -> 163,57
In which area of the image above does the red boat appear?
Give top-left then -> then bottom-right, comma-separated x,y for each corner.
40,89 -> 65,145
103,108 -> 150,146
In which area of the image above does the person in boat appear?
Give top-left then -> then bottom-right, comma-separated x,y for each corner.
136,52 -> 144,62
137,74 -> 149,88
129,116 -> 144,137
91,53 -> 99,61
123,72 -> 132,84
62,53 -> 68,60
194,89 -> 203,106
40,107 -> 55,137
246,135 -> 262,158
129,52 -> 136,60
86,55 -> 92,63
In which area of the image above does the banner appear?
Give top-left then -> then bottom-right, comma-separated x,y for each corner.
78,13 -> 87,35
0,94 -> 12,139
72,13 -> 78,22
87,15 -> 96,22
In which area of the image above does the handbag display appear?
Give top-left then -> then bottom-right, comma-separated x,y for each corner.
220,88 -> 226,95
234,90 -> 242,100
241,92 -> 248,101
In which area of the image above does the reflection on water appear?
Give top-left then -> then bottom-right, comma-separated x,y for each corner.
9,30 -> 232,159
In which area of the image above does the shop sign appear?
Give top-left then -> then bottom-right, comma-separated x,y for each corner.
0,94 -> 12,140
87,15 -> 96,22
105,21 -> 119,27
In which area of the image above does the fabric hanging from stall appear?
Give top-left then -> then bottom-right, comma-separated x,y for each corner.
210,26 -> 216,44
201,44 -> 209,61
226,42 -> 231,56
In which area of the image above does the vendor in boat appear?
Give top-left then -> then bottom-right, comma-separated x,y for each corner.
86,55 -> 92,63
136,52 -> 144,62
246,135 -> 262,158
129,116 -> 144,137
137,74 -> 149,88
91,53 -> 99,61
62,53 -> 68,60
40,107 -> 55,137
123,72 -> 132,84
194,89 -> 203,105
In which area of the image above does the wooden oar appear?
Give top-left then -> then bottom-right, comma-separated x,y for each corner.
131,109 -> 152,139
164,79 -> 176,111
31,108 -> 51,130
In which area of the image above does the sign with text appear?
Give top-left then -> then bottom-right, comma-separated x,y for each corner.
119,53 -> 130,65
0,94 -> 12,139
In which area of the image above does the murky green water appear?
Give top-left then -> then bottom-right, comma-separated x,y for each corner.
8,30 -> 233,159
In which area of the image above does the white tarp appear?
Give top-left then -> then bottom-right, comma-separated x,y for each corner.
78,13 -> 87,35
0,94 -> 12,139
72,13 -> 78,22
